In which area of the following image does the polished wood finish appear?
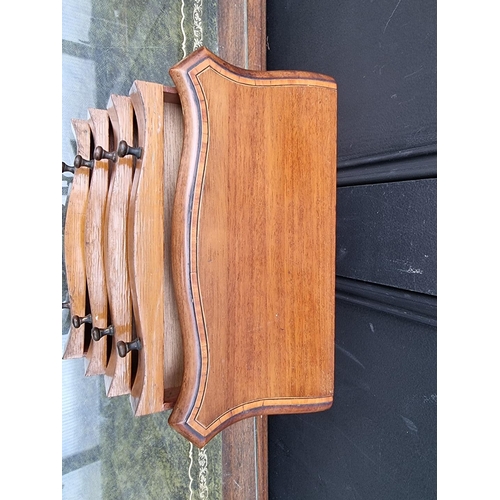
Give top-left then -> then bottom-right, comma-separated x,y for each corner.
218,0 -> 266,70
63,119 -> 91,359
127,82 -> 185,415
169,47 -> 337,447
217,7 -> 269,493
222,415 -> 268,499
103,95 -> 135,397
218,4 -> 268,488
247,0 -> 267,70
161,88 -> 185,399
84,108 -> 111,376
63,0 -> 270,496
128,80 -> 165,415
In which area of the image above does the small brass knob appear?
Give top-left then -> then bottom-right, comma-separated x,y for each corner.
91,325 -> 114,341
117,338 -> 142,357
62,162 -> 75,174
117,140 -> 142,159
72,314 -> 92,328
74,155 -> 94,169
94,146 -> 118,162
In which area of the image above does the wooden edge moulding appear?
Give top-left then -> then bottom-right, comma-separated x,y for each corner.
62,47 -> 337,450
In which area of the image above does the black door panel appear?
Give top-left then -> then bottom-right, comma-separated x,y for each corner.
267,0 -> 436,497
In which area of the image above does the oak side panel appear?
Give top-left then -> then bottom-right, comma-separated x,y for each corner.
63,119 -> 91,359
128,81 -> 165,415
103,94 -> 135,397
84,108 -> 111,376
162,96 -> 185,403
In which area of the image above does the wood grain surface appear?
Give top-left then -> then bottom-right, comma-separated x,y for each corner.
103,95 -> 135,397
216,6 -> 269,493
222,415 -> 268,499
84,108 -> 111,376
218,0 -> 266,70
161,89 -> 185,402
63,119 -> 91,359
169,47 -> 337,447
63,1 -> 269,496
127,81 -> 167,415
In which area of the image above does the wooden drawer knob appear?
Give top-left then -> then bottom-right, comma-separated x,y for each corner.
62,156 -> 94,173
116,140 -> 142,159
117,338 -> 142,358
74,155 -> 94,169
91,325 -> 114,341
94,146 -> 117,162
62,162 -> 75,174
94,141 -> 142,162
72,314 -> 92,328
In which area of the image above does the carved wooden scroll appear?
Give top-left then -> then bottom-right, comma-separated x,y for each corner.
169,47 -> 338,447
103,95 -> 135,397
63,119 -> 91,359
84,109 -> 112,376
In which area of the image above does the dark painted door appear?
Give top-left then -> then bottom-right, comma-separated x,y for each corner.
266,0 -> 436,498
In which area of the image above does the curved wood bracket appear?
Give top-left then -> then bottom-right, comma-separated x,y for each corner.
169,47 -> 338,447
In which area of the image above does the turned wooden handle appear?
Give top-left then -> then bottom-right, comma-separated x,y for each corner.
117,338 -> 142,358
117,140 -> 142,159
72,313 -> 92,328
74,155 -> 94,169
62,162 -> 75,174
91,325 -> 115,341
94,146 -> 118,162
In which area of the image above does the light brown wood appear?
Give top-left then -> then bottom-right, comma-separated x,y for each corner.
63,119 -> 91,359
216,9 -> 269,494
63,0 -> 270,495
169,47 -> 337,447
127,81 -> 169,415
103,95 -> 135,397
84,108 -> 111,376
111,85 -> 184,411
162,90 -> 185,398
